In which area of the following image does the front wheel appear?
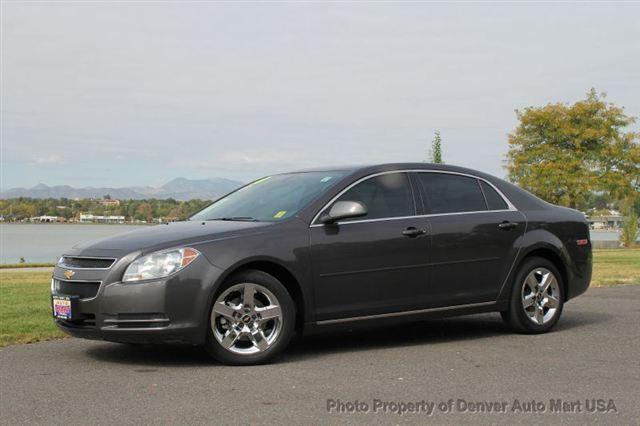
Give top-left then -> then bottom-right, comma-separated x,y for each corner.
501,257 -> 564,334
205,270 -> 295,365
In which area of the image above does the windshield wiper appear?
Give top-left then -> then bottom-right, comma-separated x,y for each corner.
207,216 -> 259,222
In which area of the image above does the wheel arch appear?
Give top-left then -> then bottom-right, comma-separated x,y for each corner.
516,246 -> 570,302
212,257 -> 307,334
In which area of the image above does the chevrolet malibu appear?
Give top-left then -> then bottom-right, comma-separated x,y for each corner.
52,163 -> 592,365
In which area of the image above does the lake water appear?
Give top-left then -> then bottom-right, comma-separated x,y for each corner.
0,224 -> 148,264
0,223 -> 632,264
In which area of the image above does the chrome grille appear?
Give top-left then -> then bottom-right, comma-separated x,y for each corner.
60,256 -> 116,269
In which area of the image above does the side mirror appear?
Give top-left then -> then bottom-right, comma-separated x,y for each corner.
320,201 -> 367,224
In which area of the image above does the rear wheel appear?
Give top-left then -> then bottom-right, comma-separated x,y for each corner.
501,257 -> 564,333
205,270 -> 295,365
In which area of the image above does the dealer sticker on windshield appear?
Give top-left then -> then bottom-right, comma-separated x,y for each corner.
273,210 -> 287,219
52,296 -> 72,319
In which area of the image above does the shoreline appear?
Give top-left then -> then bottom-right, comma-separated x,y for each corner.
0,266 -> 54,272
0,222 -> 154,226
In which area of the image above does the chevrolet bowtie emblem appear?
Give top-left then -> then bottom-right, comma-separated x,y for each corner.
64,270 -> 76,279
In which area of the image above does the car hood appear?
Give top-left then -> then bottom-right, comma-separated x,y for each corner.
66,220 -> 274,258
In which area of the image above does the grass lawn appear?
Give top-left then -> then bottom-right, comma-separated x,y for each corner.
591,248 -> 640,286
0,269 -> 65,347
0,249 -> 638,347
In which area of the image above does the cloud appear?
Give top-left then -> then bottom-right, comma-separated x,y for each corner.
31,155 -> 66,165
170,149 -> 320,171
2,3 -> 638,189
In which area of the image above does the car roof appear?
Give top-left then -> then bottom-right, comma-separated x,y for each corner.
291,162 -> 494,177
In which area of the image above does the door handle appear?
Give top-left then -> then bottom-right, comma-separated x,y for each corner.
498,221 -> 518,230
402,227 -> 427,238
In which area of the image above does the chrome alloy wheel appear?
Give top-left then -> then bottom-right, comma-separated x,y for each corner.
211,283 -> 283,355
521,268 -> 561,325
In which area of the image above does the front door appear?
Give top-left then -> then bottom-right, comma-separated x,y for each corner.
309,172 -> 430,321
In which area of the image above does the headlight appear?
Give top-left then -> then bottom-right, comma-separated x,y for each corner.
122,247 -> 200,282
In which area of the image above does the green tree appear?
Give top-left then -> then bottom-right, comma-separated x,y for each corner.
620,210 -> 639,248
506,89 -> 640,208
430,130 -> 443,164
135,203 -> 153,222
0,197 -> 213,222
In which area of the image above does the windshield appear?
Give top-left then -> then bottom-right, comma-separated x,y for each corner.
190,171 -> 348,222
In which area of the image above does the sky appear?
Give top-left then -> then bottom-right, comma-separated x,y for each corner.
1,1 -> 639,190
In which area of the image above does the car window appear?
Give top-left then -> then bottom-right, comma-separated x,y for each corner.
418,173 -> 487,214
328,172 -> 415,221
191,172 -> 347,222
480,181 -> 508,210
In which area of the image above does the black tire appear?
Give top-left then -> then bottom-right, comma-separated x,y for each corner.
205,269 -> 295,365
501,257 -> 564,334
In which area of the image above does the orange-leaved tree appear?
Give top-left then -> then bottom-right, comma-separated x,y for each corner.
506,89 -> 639,209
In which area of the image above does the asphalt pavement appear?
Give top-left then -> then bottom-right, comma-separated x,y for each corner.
1,285 -> 639,425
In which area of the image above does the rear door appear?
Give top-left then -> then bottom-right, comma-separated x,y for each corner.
415,172 -> 525,306
309,172 -> 431,321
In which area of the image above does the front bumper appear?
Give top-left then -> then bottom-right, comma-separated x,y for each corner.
52,256 -> 224,345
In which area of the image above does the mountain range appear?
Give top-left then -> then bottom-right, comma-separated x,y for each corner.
0,177 -> 244,201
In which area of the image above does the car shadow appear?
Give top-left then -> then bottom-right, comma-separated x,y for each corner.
84,310 -> 612,367
85,342 -> 213,367
282,309 -> 612,363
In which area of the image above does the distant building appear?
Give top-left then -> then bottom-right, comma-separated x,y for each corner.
80,213 -> 125,224
588,214 -> 623,230
98,199 -> 120,207
30,215 -> 62,223
154,217 -> 179,224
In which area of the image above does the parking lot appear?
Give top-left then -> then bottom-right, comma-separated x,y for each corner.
1,285 -> 639,425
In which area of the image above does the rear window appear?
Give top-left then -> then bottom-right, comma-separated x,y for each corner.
418,173 -> 487,214
480,181 -> 508,210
